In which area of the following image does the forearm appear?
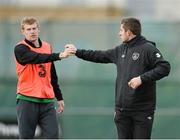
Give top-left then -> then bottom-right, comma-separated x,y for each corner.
140,61 -> 170,82
21,53 -> 60,64
51,63 -> 63,101
75,49 -> 115,63
14,44 -> 68,65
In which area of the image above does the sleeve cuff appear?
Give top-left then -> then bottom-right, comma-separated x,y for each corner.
56,94 -> 63,101
75,49 -> 82,57
53,53 -> 61,60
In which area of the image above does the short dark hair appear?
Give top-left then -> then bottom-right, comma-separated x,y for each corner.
121,17 -> 141,35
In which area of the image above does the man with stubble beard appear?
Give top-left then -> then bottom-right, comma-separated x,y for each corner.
65,17 -> 170,139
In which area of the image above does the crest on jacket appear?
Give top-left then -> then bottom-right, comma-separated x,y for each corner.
132,52 -> 139,60
156,53 -> 161,58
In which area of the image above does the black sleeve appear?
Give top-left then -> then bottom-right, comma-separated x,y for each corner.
51,62 -> 63,101
75,47 -> 118,64
140,45 -> 171,82
14,44 -> 61,65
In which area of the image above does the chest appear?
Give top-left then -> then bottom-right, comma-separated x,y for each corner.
119,46 -> 145,65
30,46 -> 51,54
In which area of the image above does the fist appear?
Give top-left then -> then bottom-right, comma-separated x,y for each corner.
128,76 -> 142,89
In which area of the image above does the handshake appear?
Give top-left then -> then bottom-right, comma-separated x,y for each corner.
59,44 -> 77,59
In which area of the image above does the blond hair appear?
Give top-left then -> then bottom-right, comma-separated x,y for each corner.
21,17 -> 39,30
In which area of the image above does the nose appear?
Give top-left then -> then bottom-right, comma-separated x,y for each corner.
118,31 -> 121,36
30,29 -> 34,34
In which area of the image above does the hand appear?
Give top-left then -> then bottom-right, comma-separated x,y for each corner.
59,44 -> 77,59
128,76 -> 142,89
65,44 -> 77,54
57,100 -> 65,113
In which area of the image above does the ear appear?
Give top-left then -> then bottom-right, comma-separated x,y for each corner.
21,29 -> 24,35
127,30 -> 132,36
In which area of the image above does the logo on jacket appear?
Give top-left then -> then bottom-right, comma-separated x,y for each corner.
132,52 -> 139,60
121,54 -> 125,58
156,53 -> 161,58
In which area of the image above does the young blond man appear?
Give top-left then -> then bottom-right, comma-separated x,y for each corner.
14,17 -> 74,138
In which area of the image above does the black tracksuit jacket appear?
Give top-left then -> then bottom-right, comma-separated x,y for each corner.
75,35 -> 170,111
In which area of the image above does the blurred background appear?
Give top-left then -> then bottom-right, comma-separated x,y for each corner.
0,0 -> 179,138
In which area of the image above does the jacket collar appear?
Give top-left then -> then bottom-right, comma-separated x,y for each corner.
24,38 -> 42,48
123,35 -> 146,47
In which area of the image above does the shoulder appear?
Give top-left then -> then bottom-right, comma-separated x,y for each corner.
41,40 -> 51,46
140,40 -> 163,59
41,40 -> 52,50
116,44 -> 124,50
141,40 -> 157,52
14,44 -> 30,54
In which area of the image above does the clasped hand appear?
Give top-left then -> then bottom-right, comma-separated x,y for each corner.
59,44 -> 77,59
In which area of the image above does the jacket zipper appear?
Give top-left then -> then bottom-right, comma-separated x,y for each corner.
119,44 -> 128,110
